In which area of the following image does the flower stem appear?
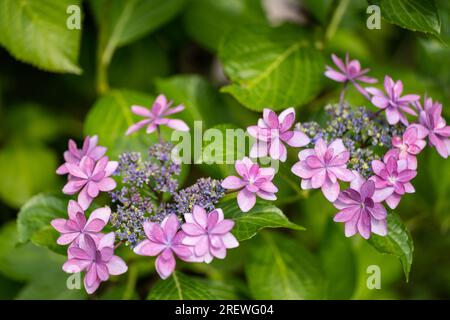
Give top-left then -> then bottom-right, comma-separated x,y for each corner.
339,82 -> 348,106
122,263 -> 138,300
114,240 -> 123,249
156,125 -> 163,143
369,108 -> 385,120
324,0 -> 350,42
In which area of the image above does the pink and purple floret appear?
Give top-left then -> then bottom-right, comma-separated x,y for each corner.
52,53 -> 450,294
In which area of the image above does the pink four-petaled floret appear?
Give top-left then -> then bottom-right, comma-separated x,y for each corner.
63,233 -> 128,294
247,108 -> 310,162
221,157 -> 278,212
291,138 -> 354,202
126,94 -> 189,135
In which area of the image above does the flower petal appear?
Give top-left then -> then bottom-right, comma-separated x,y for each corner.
165,119 -> 190,131
106,256 -> 128,275
237,188 -> 256,212
134,239 -> 165,256
321,178 -> 340,202
221,176 -> 245,190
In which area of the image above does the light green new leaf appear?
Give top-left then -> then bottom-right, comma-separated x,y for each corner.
246,232 -> 326,299
371,0 -> 441,36
0,144 -> 58,208
219,198 -> 304,241
84,89 -> 158,158
182,0 -> 266,51
368,213 -> 414,281
219,24 -> 324,111
0,0 -> 82,74
147,271 -> 217,300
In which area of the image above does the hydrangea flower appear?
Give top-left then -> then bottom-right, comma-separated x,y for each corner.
247,108 -> 310,161
56,135 -> 106,175
51,200 -> 110,246
325,53 -> 377,98
417,97 -> 450,158
63,156 -> 118,210
333,172 -> 390,239
366,76 -> 420,125
110,185 -> 155,248
371,155 -> 417,209
385,125 -> 427,170
133,214 -> 193,279
148,142 -> 181,193
297,103 -> 404,178
182,205 -> 239,263
126,94 -> 189,135
169,177 -> 225,215
291,138 -> 354,202
222,157 -> 278,212
63,233 -> 128,294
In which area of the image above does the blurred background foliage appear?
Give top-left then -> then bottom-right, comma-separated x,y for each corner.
0,0 -> 449,299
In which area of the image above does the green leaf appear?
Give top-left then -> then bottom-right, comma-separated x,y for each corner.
200,123 -> 249,178
4,103 -> 76,143
195,278 -> 242,300
368,213 -> 414,281
0,222 -> 86,299
0,274 -> 21,299
0,0 -> 82,74
17,194 -> 67,244
182,0 -> 266,51
246,232 -> 326,299
219,198 -> 304,241
92,0 -> 186,69
319,221 -> 356,299
15,272 -> 86,300
219,24 -> 324,111
92,0 -> 186,48
302,0 -> 334,23
147,271 -> 217,300
30,226 -> 66,256
0,144 -> 58,208
17,194 -> 69,255
84,89 -> 158,158
109,38 -> 170,92
372,0 -> 441,36
436,0 -> 450,43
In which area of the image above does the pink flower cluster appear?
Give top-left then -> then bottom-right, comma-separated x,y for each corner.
322,53 -> 450,238
222,53 -> 449,240
134,206 -> 238,279
52,95 -> 241,293
222,109 -> 308,212
58,136 -> 118,210
53,136 -> 127,294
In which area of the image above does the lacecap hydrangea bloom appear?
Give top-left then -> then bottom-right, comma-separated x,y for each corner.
52,54 -> 450,294
54,94 -> 239,294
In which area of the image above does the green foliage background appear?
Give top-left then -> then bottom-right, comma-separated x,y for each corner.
0,0 -> 449,299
